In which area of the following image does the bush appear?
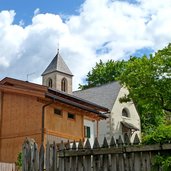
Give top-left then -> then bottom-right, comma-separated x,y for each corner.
142,124 -> 171,145
152,154 -> 171,171
16,152 -> 22,169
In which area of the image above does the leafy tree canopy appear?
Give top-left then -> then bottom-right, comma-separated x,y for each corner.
119,44 -> 171,132
79,44 -> 171,133
79,59 -> 126,90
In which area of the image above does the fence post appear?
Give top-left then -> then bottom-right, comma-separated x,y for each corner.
22,138 -> 36,171
32,142 -> 39,171
70,141 -> 77,171
58,141 -> 65,171
101,137 -> 109,171
118,135 -> 124,171
46,141 -> 50,171
110,136 -> 117,171
84,139 -> 92,171
52,141 -> 57,171
64,140 -> 71,171
39,144 -> 44,171
77,140 -> 84,171
92,138 -> 100,171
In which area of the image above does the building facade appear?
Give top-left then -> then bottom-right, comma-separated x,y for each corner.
74,82 -> 141,145
0,77 -> 108,162
42,51 -> 141,145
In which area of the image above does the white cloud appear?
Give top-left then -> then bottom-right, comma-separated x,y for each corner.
34,8 -> 40,16
1,0 -> 171,90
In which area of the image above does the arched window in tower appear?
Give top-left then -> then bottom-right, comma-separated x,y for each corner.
61,78 -> 67,92
47,78 -> 53,88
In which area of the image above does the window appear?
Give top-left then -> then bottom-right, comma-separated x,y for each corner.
122,108 -> 129,117
61,78 -> 67,92
48,78 -> 53,88
84,126 -> 91,138
68,113 -> 75,120
54,108 -> 62,116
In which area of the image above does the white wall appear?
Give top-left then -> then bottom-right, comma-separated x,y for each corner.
84,119 -> 95,147
111,87 -> 141,142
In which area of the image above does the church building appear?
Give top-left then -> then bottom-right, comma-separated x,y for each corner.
41,50 -> 141,145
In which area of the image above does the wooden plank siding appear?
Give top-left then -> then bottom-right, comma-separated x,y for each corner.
0,93 -> 42,162
0,77 -> 108,163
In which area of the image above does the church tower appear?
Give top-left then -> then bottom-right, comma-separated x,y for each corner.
41,51 -> 73,94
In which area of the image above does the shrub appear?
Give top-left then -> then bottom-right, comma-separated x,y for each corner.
142,124 -> 171,145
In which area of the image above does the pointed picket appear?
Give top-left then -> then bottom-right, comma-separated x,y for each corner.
102,137 -> 109,148
22,139 -> 27,171
72,140 -> 77,150
46,141 -> 50,171
33,142 -> 39,171
59,140 -> 65,151
77,140 -> 84,170
65,140 -> 70,150
84,139 -> 91,149
110,136 -> 116,147
133,134 -> 140,145
117,135 -> 123,147
52,142 -> 57,171
124,134 -> 131,145
84,139 -> 92,171
78,139 -> 84,149
39,144 -> 44,171
93,137 -> 100,149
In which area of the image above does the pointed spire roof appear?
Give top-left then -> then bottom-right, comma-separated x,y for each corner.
42,52 -> 73,76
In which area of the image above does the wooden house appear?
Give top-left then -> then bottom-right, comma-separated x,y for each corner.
0,77 -> 109,162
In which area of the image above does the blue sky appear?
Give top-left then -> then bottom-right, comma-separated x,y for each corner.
0,0 -> 84,25
0,0 -> 171,89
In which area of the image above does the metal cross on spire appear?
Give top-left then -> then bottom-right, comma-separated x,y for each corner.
57,41 -> 59,54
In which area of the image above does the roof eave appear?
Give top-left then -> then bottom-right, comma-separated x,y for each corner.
45,92 -> 109,119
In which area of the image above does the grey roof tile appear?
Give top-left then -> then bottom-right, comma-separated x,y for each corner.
42,52 -> 73,76
73,82 -> 122,111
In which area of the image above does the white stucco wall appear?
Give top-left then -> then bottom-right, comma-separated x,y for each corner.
95,117 -> 110,145
96,87 -> 141,145
110,87 -> 141,142
84,119 -> 95,147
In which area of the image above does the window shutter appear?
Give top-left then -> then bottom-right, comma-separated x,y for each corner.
87,127 -> 91,138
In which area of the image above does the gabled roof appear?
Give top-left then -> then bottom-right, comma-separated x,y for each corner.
42,52 -> 73,76
0,77 -> 47,98
0,77 -> 109,119
73,82 -> 122,111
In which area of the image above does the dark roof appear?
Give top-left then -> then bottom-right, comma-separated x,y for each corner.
73,82 -> 122,111
47,88 -> 109,118
0,77 -> 109,119
42,52 -> 73,76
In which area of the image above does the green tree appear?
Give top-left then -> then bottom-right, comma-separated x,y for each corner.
79,44 -> 171,133
119,44 -> 171,132
79,59 -> 126,90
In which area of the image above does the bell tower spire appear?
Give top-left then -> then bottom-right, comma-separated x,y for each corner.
41,49 -> 73,94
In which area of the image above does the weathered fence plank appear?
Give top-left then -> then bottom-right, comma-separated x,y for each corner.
84,139 -> 92,171
58,141 -> 65,171
22,134 -> 171,171
77,140 -> 84,171
39,144 -> 44,171
46,141 -> 50,171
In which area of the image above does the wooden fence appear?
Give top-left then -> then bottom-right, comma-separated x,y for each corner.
22,134 -> 171,171
0,162 -> 16,171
